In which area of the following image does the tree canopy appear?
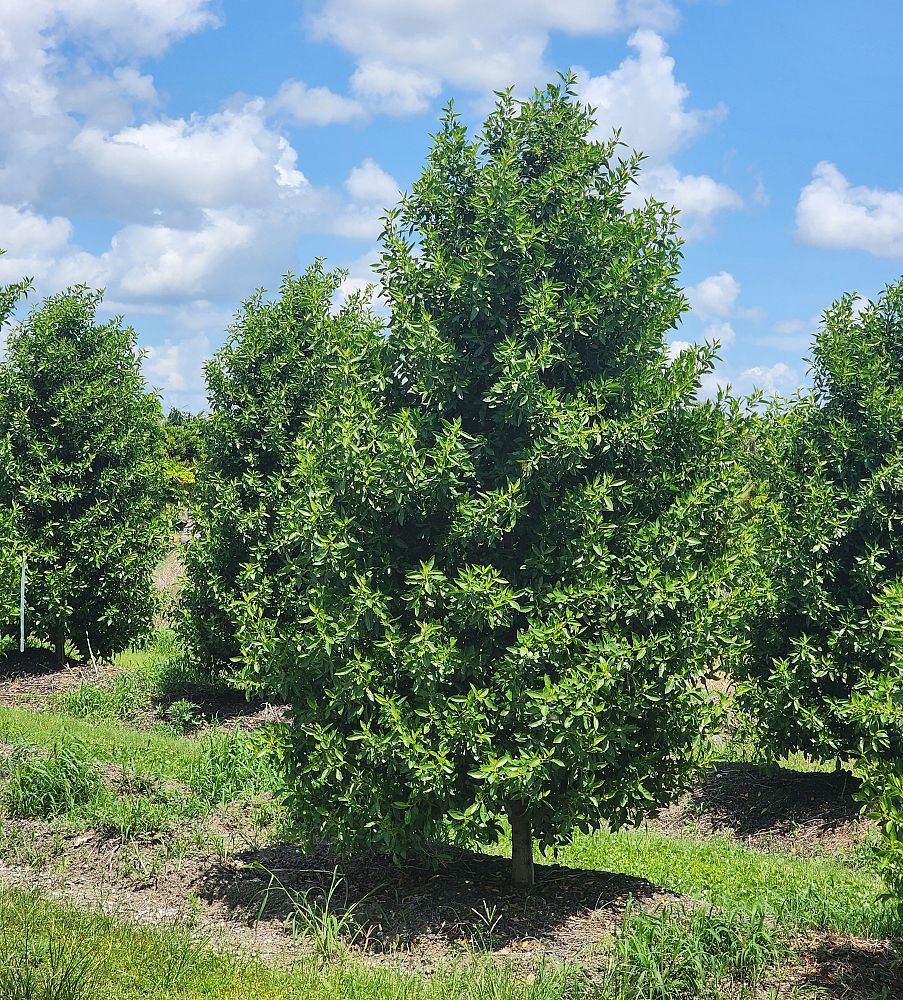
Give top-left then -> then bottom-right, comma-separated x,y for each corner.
0,286 -> 170,660
192,79 -> 748,886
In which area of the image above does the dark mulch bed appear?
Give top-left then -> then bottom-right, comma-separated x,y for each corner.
792,932 -> 903,998
652,761 -> 869,855
199,841 -> 672,968
0,649 -> 121,709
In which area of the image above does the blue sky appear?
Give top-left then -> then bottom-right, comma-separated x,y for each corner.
1,0 -> 902,408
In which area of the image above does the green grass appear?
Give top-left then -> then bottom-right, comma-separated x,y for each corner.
553,828 -> 899,939
0,886 -> 587,1000
0,885 -> 798,1000
0,708 -> 280,836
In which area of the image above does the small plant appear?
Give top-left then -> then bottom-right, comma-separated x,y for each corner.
469,901 -> 503,953
163,698 -> 200,730
5,739 -> 104,819
254,864 -> 366,962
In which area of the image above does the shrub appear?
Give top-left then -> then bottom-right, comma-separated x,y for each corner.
211,79 -> 747,885
738,283 -> 903,763
181,262 -> 384,683
0,286 -> 170,661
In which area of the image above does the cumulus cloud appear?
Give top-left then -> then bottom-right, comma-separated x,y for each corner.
269,79 -> 365,126
796,162 -> 903,257
310,0 -> 676,103
70,103 -> 312,222
332,159 -> 400,239
686,271 -> 740,320
700,361 -> 802,400
582,30 -> 724,159
634,164 -> 742,238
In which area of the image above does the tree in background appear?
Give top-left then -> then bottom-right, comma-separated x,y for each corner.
738,282 -> 903,908
162,407 -> 207,507
0,260 -> 29,652
181,263 -> 387,680
216,79 -> 748,887
739,282 -> 903,763
0,286 -> 170,661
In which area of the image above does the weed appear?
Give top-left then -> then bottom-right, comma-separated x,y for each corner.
470,901 -> 503,952
254,864 -> 366,961
5,739 -> 104,819
163,698 -> 200,730
599,903 -> 786,999
51,673 -> 149,722
0,897 -> 97,1000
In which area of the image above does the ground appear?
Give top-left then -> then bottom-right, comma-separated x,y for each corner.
0,641 -> 900,999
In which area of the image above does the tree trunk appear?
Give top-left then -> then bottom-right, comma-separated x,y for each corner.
508,801 -> 534,889
54,631 -> 66,667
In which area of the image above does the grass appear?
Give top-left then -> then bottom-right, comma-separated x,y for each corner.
0,885 -> 588,1000
552,827 -> 899,939
0,885 -> 798,1000
0,709 -> 280,837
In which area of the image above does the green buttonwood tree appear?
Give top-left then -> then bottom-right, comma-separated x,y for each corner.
739,281 -> 903,764
181,263 -> 387,680
0,260 -> 29,650
0,286 -> 169,661
213,79 -> 748,887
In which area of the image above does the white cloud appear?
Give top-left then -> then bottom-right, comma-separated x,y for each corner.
350,60 -> 441,115
686,271 -> 740,320
345,158 -> 398,205
700,361 -> 802,399
311,0 -> 677,104
703,319 -> 736,348
142,329 -> 212,409
70,103 -> 312,221
581,30 -> 724,159
796,162 -> 903,257
332,159 -> 399,239
635,164 -> 742,238
270,79 -> 365,126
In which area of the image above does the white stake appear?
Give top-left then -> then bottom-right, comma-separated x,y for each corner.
19,553 -> 25,654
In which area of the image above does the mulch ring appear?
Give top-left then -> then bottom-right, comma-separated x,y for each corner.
199,842 -> 675,971
652,761 -> 870,855
0,649 -> 123,710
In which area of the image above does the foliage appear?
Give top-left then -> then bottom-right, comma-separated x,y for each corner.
162,407 -> 206,504
599,904 -> 785,1000
181,261 -> 386,678
0,286 -> 170,659
210,78 -> 749,878
0,261 -> 29,653
738,283 -> 903,762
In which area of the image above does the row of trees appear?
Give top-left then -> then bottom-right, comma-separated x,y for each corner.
1,79 -> 901,897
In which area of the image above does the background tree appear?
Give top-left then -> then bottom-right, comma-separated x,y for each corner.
181,263 -> 386,680
220,79 -> 748,887
0,259 -> 29,653
739,281 -> 903,763
0,286 -> 169,661
162,407 -> 207,507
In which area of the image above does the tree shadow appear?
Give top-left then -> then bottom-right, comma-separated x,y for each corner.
798,935 -> 902,999
196,842 -> 669,954
688,762 -> 862,839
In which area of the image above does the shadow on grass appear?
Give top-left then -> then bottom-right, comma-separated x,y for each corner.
197,842 -> 669,954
